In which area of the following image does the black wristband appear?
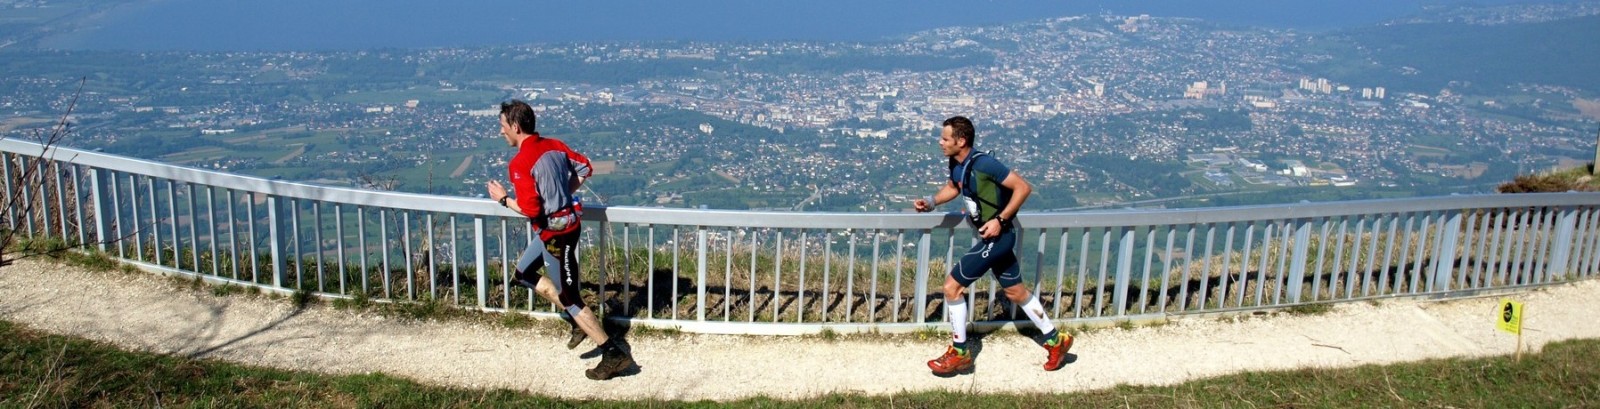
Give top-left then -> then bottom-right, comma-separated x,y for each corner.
497,196 -> 510,207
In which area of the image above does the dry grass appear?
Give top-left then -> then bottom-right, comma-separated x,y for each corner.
3,318 -> 1597,407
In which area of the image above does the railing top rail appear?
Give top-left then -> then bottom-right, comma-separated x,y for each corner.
9,138 -> 1600,229
1018,193 -> 1600,227
1,137 -> 506,215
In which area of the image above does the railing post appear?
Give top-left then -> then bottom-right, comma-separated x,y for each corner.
1586,210 -> 1600,278
596,221 -> 609,317
37,158 -> 52,241
188,183 -> 199,273
71,165 -> 86,246
1432,211 -> 1464,291
1287,218 -> 1312,304
1143,228 -> 1161,312
403,212 -> 413,301
2,153 -> 14,231
475,216 -> 488,309
89,168 -> 113,252
915,230 -> 931,323
1550,207 -> 1578,281
1113,227 -> 1134,317
54,162 -> 68,241
266,196 -> 289,289
1563,209 -> 1590,280
165,180 -> 177,269
147,178 -> 159,266
696,227 -> 708,321
1575,210 -> 1597,278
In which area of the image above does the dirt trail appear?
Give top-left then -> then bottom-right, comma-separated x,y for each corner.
450,155 -> 474,178
2,258 -> 1596,401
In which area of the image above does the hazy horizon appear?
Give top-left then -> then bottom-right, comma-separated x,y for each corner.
39,0 -> 1577,52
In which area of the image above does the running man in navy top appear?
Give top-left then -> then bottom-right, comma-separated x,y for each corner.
912,116 -> 1074,376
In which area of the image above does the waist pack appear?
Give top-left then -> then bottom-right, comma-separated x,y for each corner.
538,199 -> 583,235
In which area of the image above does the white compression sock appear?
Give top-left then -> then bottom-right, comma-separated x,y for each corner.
1021,295 -> 1057,335
948,297 -> 969,345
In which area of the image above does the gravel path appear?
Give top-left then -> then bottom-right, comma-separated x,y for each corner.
3,257 -> 1597,401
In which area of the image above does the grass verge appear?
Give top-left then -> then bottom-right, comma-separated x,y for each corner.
1,319 -> 1595,408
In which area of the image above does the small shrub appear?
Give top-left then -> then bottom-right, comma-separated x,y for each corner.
630,324 -> 682,338
292,289 -> 315,309
350,291 -> 372,309
71,251 -> 120,271
391,297 -> 450,321
1497,174 -> 1571,193
212,284 -> 245,297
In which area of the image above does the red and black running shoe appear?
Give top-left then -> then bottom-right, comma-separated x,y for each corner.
1043,333 -> 1074,371
927,346 -> 974,377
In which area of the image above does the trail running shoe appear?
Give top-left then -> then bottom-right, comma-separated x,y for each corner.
585,348 -> 635,381
1043,333 -> 1074,371
566,325 -> 587,350
927,346 -> 974,377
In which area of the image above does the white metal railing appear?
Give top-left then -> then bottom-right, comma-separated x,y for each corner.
4,138 -> 1599,334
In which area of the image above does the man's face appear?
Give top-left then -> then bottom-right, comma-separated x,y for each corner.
938,125 -> 963,158
499,115 -> 517,147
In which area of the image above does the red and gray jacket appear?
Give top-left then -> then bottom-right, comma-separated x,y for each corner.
507,133 -> 592,241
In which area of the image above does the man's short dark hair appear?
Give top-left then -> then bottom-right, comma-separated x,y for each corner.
943,116 -> 975,147
500,99 -> 537,133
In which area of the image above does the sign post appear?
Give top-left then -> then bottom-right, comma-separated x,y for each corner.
1497,298 -> 1524,362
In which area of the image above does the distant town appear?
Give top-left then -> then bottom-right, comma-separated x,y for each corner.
2,1 -> 1598,211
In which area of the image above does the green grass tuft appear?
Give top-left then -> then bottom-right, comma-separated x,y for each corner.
1285,302 -> 1334,316
499,312 -> 535,330
819,327 -> 839,342
211,283 -> 246,297
292,288 -> 316,309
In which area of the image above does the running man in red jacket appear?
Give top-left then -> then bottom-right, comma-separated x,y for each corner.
486,99 -> 633,381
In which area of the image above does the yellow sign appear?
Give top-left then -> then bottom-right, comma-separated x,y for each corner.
1497,299 -> 1523,335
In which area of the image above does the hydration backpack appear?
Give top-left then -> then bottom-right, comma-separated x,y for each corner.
948,151 -> 1013,230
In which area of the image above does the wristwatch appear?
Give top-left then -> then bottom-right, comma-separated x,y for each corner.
497,196 -> 510,207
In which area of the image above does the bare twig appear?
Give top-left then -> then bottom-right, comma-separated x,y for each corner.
355,174 -> 400,191
147,379 -> 164,408
1312,343 -> 1351,354
1383,370 -> 1406,403
25,342 -> 70,409
3,77 -> 85,268
1301,334 -> 1351,354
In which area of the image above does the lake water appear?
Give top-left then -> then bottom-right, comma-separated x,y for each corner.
41,0 -> 1565,51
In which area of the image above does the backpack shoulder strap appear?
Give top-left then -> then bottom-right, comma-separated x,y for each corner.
961,151 -> 1004,210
